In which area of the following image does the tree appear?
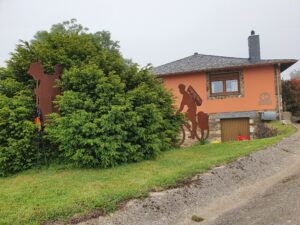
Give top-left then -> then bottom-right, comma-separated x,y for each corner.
290,79 -> 300,115
282,79 -> 300,114
290,69 -> 300,80
0,19 -> 182,173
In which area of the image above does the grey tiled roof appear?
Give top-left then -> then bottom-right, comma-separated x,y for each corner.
152,53 -> 297,76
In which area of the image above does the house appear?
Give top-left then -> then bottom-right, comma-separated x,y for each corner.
152,31 -> 298,142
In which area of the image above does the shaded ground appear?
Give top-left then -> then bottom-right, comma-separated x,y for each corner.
80,124 -> 300,225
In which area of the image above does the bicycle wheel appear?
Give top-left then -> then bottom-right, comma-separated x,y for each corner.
172,126 -> 186,147
194,126 -> 202,141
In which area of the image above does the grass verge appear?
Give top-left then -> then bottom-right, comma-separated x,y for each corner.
0,122 -> 296,225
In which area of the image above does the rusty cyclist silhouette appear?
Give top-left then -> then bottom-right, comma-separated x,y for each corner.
175,84 -> 209,146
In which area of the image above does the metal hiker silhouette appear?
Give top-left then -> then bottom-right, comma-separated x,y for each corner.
28,62 -> 63,125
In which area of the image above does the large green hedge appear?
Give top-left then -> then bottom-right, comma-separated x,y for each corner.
0,19 -> 182,174
0,73 -> 38,176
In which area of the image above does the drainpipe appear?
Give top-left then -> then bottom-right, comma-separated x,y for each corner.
276,63 -> 282,120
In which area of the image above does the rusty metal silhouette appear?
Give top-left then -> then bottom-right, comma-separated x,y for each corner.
28,62 -> 63,124
175,84 -> 209,146
197,111 -> 209,140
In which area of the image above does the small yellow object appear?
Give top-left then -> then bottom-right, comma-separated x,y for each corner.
211,140 -> 221,144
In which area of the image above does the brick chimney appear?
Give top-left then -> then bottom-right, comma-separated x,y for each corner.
248,30 -> 261,61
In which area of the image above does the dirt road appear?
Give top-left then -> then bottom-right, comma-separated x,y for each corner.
81,125 -> 300,225
207,169 -> 300,225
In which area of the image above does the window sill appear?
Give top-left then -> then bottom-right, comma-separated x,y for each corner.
208,93 -> 243,100
211,92 -> 240,96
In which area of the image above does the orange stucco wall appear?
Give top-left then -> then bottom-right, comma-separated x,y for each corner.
162,65 -> 277,114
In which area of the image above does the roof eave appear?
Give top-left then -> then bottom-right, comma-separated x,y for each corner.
279,60 -> 298,72
154,59 -> 298,77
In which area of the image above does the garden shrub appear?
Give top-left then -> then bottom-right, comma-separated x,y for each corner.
254,123 -> 278,139
0,19 -> 182,173
45,64 -> 181,167
0,75 -> 38,176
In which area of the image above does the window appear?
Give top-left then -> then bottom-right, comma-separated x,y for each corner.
210,72 -> 240,95
211,80 -> 223,93
226,80 -> 238,92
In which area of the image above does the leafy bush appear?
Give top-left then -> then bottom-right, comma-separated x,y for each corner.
254,123 -> 278,139
0,19 -> 182,172
0,75 -> 38,176
45,64 -> 181,167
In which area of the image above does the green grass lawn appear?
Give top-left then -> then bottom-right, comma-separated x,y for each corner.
0,122 -> 296,225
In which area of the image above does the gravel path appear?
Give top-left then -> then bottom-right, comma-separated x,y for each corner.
80,124 -> 300,225
208,169 -> 300,225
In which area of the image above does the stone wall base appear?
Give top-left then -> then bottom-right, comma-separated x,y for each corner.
179,110 -> 279,146
208,110 -> 277,142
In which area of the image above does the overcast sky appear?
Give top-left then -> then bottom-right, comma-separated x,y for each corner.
0,0 -> 299,78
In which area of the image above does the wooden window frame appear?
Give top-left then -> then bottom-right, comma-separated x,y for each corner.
210,72 -> 240,96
